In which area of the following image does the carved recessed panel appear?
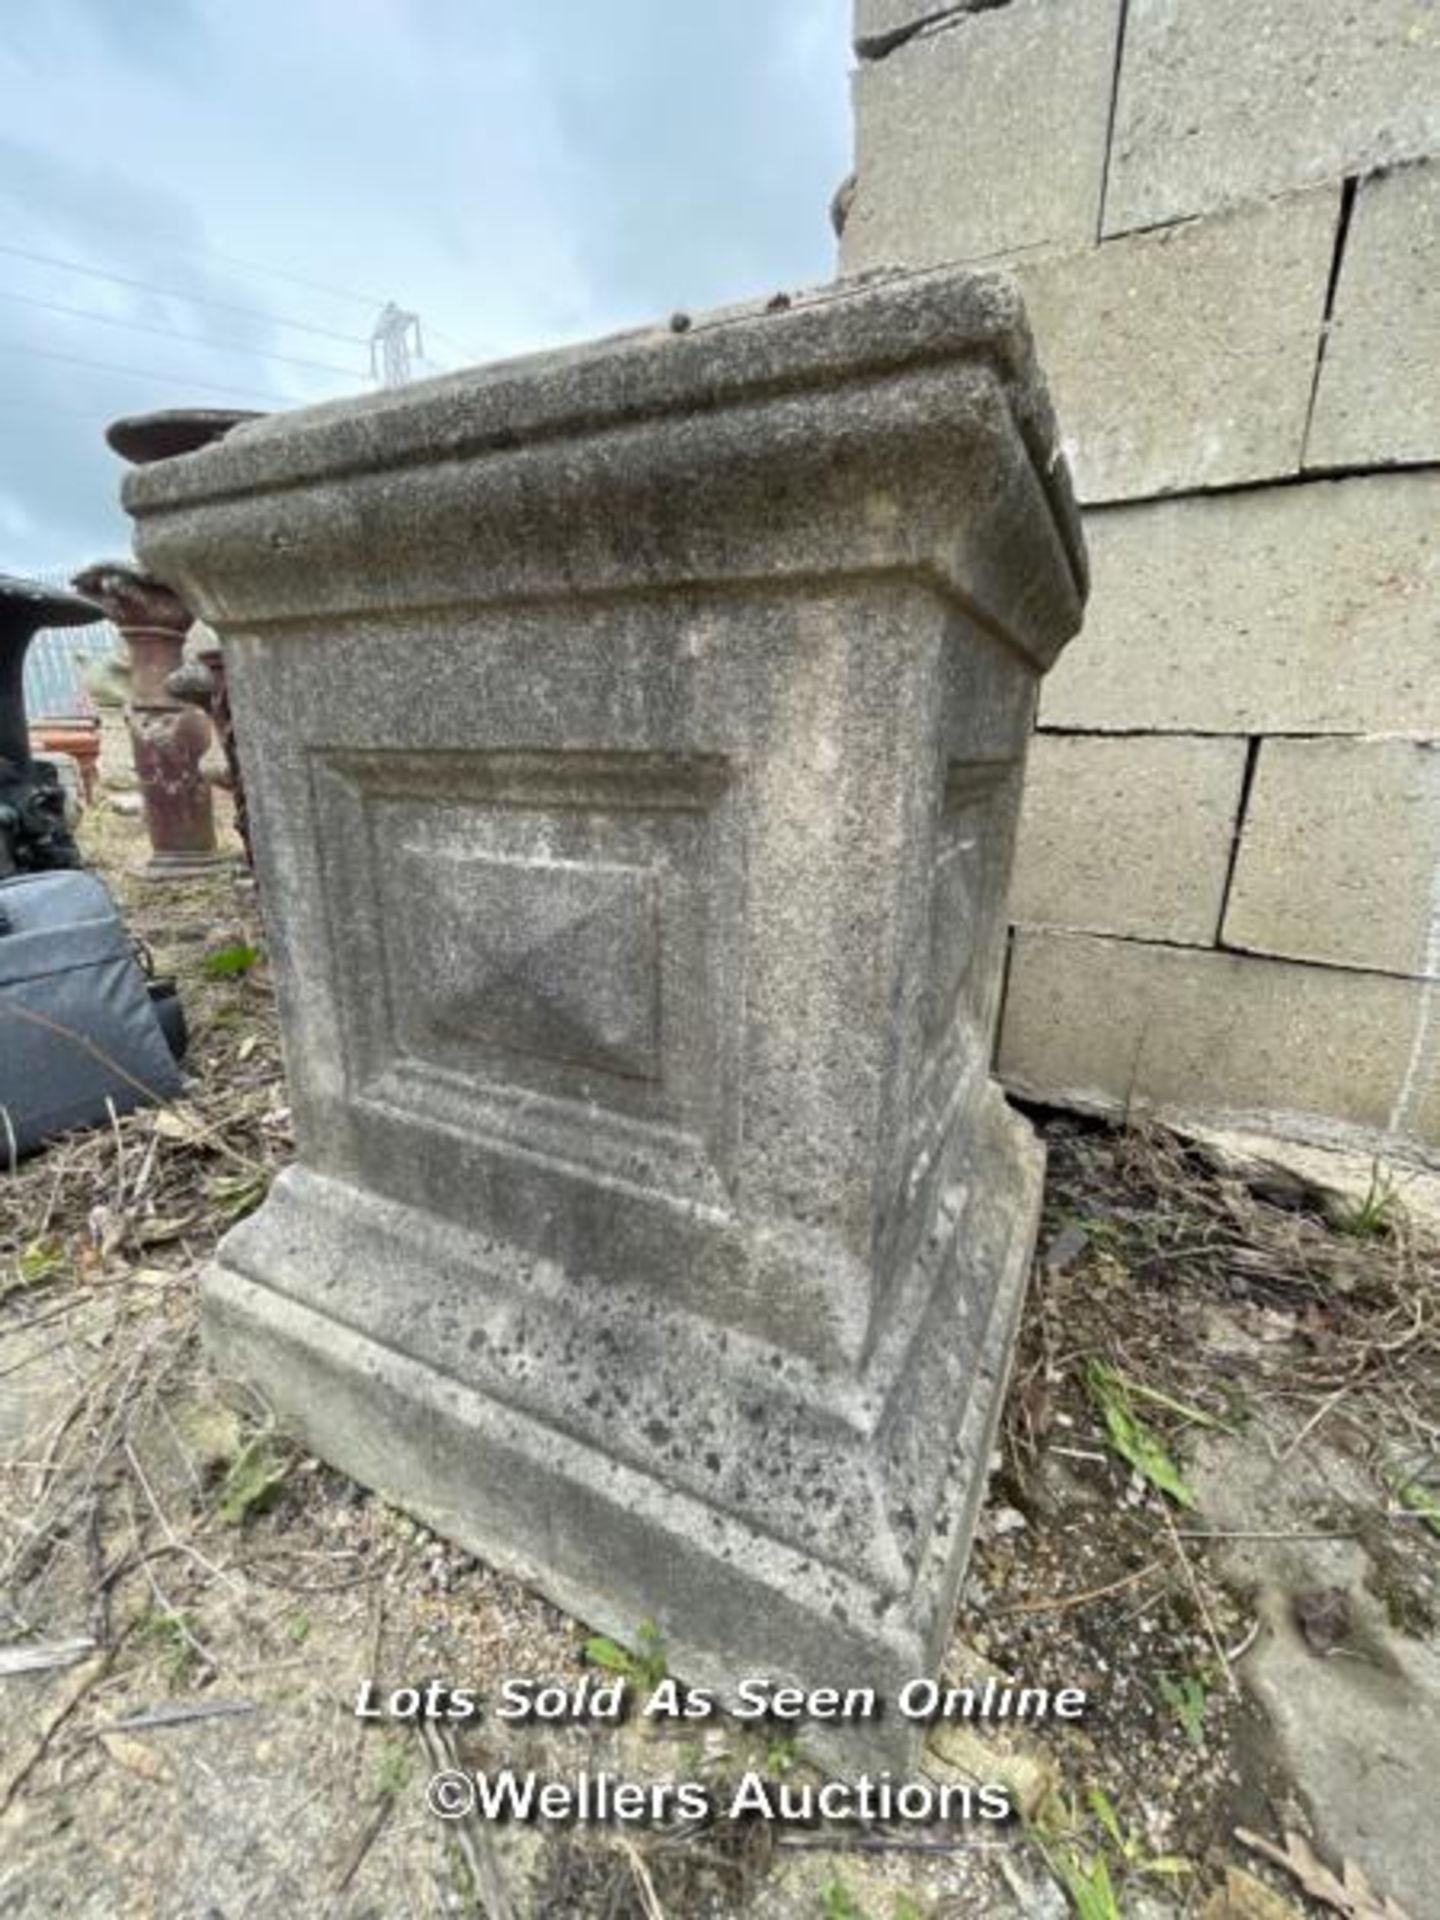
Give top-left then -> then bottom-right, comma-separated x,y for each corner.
398,851 -> 660,1082
309,750 -> 741,1202
927,761 -> 1016,1040
879,756 -> 1021,1298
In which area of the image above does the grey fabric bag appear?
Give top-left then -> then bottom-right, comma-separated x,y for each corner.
0,870 -> 185,1161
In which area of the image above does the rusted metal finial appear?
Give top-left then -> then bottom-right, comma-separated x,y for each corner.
70,559 -> 227,880
98,406 -> 265,876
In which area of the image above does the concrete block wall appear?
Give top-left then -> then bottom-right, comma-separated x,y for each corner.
842,0 -> 1440,1161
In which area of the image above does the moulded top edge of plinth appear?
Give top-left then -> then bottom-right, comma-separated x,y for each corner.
121,264 -> 1087,609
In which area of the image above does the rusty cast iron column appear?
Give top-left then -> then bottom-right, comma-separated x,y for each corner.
104,409 -> 261,872
70,561 -> 226,880
0,574 -> 105,877
166,635 -> 253,868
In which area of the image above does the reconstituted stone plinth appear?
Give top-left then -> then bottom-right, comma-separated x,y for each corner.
123,268 -> 1086,1766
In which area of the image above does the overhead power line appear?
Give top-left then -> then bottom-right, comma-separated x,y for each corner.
0,338 -> 290,405
421,329 -> 475,365
0,188 -> 390,315
0,285 -> 363,381
0,399 -> 113,421
110,233 -> 478,361
0,183 -> 480,364
186,246 -> 386,313
0,241 -> 371,347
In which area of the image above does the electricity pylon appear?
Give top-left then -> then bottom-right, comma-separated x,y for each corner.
369,302 -> 423,388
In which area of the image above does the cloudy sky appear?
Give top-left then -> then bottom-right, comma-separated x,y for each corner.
0,0 -> 852,577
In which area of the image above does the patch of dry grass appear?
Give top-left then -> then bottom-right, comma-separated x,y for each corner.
1005,1119 -> 1440,1532
1,807 -> 289,1655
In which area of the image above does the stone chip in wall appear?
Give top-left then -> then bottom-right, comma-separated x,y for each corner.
1224,738 -> 1440,980
853,0 -> 1007,59
1104,0 -> 1440,235
1307,160 -> 1440,472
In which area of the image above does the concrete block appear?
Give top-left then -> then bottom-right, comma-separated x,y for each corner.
1011,734 -> 1247,945
1041,472 -> 1440,735
1308,163 -> 1440,471
1224,738 -> 1440,978
123,268 -> 1088,1770
1105,0 -> 1440,235
1000,930 -> 1440,1151
1010,189 -> 1336,501
843,0 -> 1121,271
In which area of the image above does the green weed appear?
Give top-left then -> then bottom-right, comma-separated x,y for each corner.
1086,1361 -> 1196,1508
1158,1671 -> 1211,1747
202,942 -> 263,979
214,1433 -> 293,1526
583,1616 -> 668,1690
819,1875 -> 863,1920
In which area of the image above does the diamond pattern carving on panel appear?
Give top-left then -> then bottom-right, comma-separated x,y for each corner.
308,748 -> 742,1205
401,853 -> 660,1082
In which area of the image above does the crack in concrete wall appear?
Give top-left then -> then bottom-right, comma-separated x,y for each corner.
1299,174 -> 1362,460
1095,0 -> 1132,241
1213,737 -> 1262,949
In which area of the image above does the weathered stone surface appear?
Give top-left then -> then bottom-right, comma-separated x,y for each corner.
1307,162 -> 1440,471
1001,930 -> 1440,1152
1010,734 -> 1246,946
1224,738 -> 1440,979
1041,473 -> 1440,735
1104,0 -> 1440,235
1009,188 -> 1335,501
124,269 -> 1086,1766
843,0 -> 1121,272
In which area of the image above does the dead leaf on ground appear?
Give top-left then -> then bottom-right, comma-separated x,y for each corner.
1237,1828 -> 1415,1920
1240,1306 -> 1300,1344
99,1732 -> 167,1782
1292,1587 -> 1352,1657
926,1720 -> 1057,1820
133,1215 -> 199,1247
176,1400 -> 244,1474
1201,1864 -> 1304,1920
0,1638 -> 97,1678
1017,1374 -> 1052,1443
128,1266 -> 174,1289
1043,1222 -> 1089,1277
